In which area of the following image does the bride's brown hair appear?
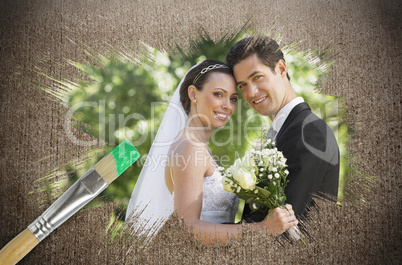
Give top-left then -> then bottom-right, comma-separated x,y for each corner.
179,60 -> 233,115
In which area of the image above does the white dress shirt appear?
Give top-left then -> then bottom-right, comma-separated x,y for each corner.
270,97 -> 305,140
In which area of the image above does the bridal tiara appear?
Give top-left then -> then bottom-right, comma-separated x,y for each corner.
193,64 -> 229,85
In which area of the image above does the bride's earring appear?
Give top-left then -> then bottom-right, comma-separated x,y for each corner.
193,98 -> 197,102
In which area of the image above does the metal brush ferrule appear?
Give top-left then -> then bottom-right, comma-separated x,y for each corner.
28,168 -> 108,241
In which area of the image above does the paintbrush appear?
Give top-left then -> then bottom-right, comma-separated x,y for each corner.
0,141 -> 140,265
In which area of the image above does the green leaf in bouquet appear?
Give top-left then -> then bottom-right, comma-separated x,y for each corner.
255,186 -> 271,198
268,183 -> 276,194
236,193 -> 255,202
245,197 -> 256,204
278,195 -> 287,205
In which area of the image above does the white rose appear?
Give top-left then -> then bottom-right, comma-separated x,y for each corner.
227,159 -> 241,175
233,168 -> 256,190
275,173 -> 280,178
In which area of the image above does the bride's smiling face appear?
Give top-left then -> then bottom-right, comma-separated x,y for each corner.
191,72 -> 238,128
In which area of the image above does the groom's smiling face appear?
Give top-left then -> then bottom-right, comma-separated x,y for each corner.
233,54 -> 289,120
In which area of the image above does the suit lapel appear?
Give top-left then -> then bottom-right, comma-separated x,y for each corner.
275,102 -> 311,140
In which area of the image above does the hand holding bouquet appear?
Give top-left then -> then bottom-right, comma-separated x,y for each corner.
220,138 -> 302,241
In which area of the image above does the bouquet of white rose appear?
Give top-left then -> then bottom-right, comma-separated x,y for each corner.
220,138 -> 302,241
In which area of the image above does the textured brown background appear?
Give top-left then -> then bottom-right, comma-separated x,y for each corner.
1,0 -> 401,264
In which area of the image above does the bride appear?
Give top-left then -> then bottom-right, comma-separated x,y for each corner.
125,60 -> 298,245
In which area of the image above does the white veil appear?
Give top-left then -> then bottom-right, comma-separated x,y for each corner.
125,64 -> 198,239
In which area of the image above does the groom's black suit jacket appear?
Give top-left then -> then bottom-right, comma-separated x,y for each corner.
243,102 -> 340,222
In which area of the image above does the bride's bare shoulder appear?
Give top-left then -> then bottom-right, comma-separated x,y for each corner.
169,137 -> 206,157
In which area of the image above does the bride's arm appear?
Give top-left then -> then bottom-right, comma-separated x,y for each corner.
171,143 -> 297,245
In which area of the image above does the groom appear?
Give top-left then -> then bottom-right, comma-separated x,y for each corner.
226,36 -> 340,222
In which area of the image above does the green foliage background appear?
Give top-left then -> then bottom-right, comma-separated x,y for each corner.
64,32 -> 349,221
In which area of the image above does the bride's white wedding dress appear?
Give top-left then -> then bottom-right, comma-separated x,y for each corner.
168,139 -> 238,224
169,168 -> 238,224
198,168 -> 239,223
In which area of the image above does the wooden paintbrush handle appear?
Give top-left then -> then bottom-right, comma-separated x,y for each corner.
0,228 -> 39,265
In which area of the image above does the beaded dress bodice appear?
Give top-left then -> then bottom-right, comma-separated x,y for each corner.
168,139 -> 238,223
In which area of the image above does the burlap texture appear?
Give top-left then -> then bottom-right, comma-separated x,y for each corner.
0,0 -> 400,264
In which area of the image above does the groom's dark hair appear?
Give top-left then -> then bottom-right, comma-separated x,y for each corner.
225,36 -> 290,81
